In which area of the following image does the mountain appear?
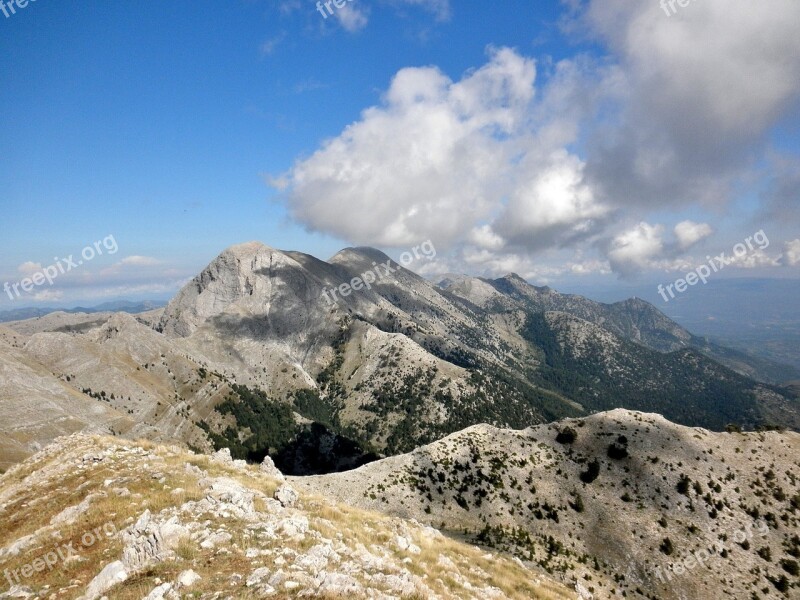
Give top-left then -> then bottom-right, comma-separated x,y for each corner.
0,325 -> 137,471
295,409 -> 800,600
0,434 -> 573,599
441,273 -> 800,384
1,241 -> 799,599
0,301 -> 166,324
0,241 -> 797,472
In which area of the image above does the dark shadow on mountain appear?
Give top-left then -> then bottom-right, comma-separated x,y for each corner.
265,422 -> 380,476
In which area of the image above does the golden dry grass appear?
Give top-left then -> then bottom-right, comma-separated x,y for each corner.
0,435 -> 575,599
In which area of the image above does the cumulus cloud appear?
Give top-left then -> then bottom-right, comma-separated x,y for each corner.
277,47 -> 613,265
726,250 -> 782,269
31,289 -> 64,302
783,239 -> 800,266
278,47 -> 537,247
572,0 -> 800,209
490,149 -> 609,252
17,261 -> 43,275
606,222 -> 665,276
674,221 -> 713,250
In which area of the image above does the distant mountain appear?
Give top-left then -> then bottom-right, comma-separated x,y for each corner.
0,300 -> 166,323
570,278 -> 800,377
442,273 -> 800,384
1,241 -> 797,472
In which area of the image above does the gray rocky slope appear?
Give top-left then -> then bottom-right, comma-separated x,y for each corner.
1,241 -> 798,470
295,409 -> 800,599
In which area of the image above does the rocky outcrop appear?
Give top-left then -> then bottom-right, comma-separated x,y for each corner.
0,434 -> 573,600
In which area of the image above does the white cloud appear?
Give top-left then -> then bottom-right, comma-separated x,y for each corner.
580,0 -> 800,134
31,289 -> 64,302
783,239 -> 800,266
674,221 -> 713,250
17,261 -> 42,275
335,4 -> 369,32
569,259 -> 611,276
493,149 -> 609,251
278,47 -> 536,248
607,222 -> 665,276
571,0 -> 800,209
119,256 -> 161,267
468,225 -> 505,251
98,256 -> 163,278
726,250 -> 781,269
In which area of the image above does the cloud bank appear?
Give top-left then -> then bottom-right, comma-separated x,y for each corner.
275,0 -> 800,281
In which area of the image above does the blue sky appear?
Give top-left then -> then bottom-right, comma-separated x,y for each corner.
1,0 -> 799,308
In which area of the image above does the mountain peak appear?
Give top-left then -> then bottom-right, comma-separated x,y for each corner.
329,246 -> 394,267
501,272 -> 527,282
221,240 -> 276,258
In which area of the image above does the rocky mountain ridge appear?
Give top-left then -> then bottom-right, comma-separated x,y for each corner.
295,409 -> 800,599
0,241 -> 797,472
0,433 -> 573,599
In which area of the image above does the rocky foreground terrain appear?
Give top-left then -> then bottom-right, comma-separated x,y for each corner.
296,410 -> 800,599
0,433 -> 573,600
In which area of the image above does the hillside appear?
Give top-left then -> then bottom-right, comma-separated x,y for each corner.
0,434 -> 572,599
295,409 -> 800,599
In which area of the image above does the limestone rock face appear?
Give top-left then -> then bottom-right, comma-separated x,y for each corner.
79,561 -> 128,600
274,483 -> 299,508
259,455 -> 285,481
157,242 -> 342,341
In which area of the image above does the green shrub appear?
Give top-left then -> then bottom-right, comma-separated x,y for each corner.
660,538 -> 674,556
580,460 -> 601,484
556,427 -> 577,444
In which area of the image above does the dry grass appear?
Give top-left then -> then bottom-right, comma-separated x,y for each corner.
0,435 -> 575,600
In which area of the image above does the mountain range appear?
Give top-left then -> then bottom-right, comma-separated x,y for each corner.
1,241 -> 798,472
1,241 -> 799,598
0,301 -> 167,324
